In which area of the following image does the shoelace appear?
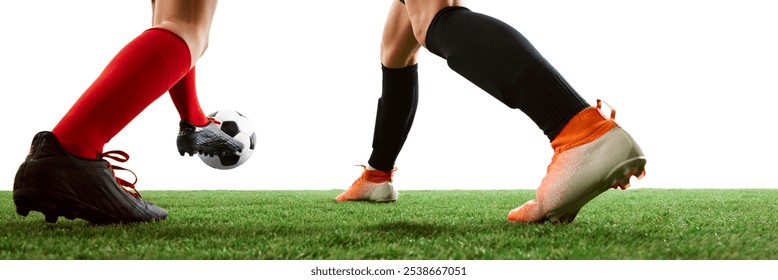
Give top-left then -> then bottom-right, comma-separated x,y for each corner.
101,150 -> 142,198
208,117 -> 222,125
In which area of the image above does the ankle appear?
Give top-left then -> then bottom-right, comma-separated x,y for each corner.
364,166 -> 394,183
551,106 -> 617,153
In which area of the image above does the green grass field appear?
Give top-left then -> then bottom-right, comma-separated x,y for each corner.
1,189 -> 777,260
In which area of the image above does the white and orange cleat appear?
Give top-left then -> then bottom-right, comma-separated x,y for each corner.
335,165 -> 398,202
508,100 -> 647,224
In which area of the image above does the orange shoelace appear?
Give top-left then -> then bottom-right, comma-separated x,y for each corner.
101,150 -> 141,198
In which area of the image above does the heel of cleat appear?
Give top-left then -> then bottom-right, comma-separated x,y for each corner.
178,149 -> 200,157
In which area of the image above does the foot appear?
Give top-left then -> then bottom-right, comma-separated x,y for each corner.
13,131 -> 168,225
335,165 -> 398,202
508,100 -> 647,224
177,119 -> 244,157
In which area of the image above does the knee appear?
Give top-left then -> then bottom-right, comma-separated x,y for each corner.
380,40 -> 420,68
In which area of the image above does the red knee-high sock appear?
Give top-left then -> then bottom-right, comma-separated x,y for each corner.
169,67 -> 209,126
52,28 -> 192,159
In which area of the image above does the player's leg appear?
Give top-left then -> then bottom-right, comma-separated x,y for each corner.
403,0 -> 647,223
51,0 -> 217,160
168,67 -> 207,126
335,0 -> 421,202
13,0 -> 219,224
152,0 -> 207,128
151,1 -> 244,157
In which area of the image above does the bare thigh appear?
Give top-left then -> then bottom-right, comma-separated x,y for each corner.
403,0 -> 462,47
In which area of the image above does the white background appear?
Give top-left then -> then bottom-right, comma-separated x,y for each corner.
1,0 -> 776,191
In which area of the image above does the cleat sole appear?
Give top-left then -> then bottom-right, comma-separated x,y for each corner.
178,144 -> 243,158
548,156 -> 647,224
14,190 -> 116,225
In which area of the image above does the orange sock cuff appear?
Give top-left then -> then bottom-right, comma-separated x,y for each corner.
364,169 -> 394,183
550,106 -> 617,153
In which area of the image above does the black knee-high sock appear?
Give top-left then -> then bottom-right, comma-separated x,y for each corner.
425,6 -> 589,140
368,64 -> 419,171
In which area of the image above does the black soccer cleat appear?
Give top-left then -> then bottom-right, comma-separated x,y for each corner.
176,119 -> 244,157
13,131 -> 168,225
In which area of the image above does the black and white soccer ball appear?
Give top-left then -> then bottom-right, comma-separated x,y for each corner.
199,110 -> 256,170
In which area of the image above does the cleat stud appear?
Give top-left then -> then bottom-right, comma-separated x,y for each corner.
44,214 -> 59,223
16,208 -> 30,217
637,170 -> 647,179
179,152 -> 185,156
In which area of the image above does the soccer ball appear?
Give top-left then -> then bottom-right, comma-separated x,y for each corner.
198,110 -> 256,170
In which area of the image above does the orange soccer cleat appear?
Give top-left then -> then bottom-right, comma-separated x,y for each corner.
508,100 -> 647,224
335,165 -> 398,202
